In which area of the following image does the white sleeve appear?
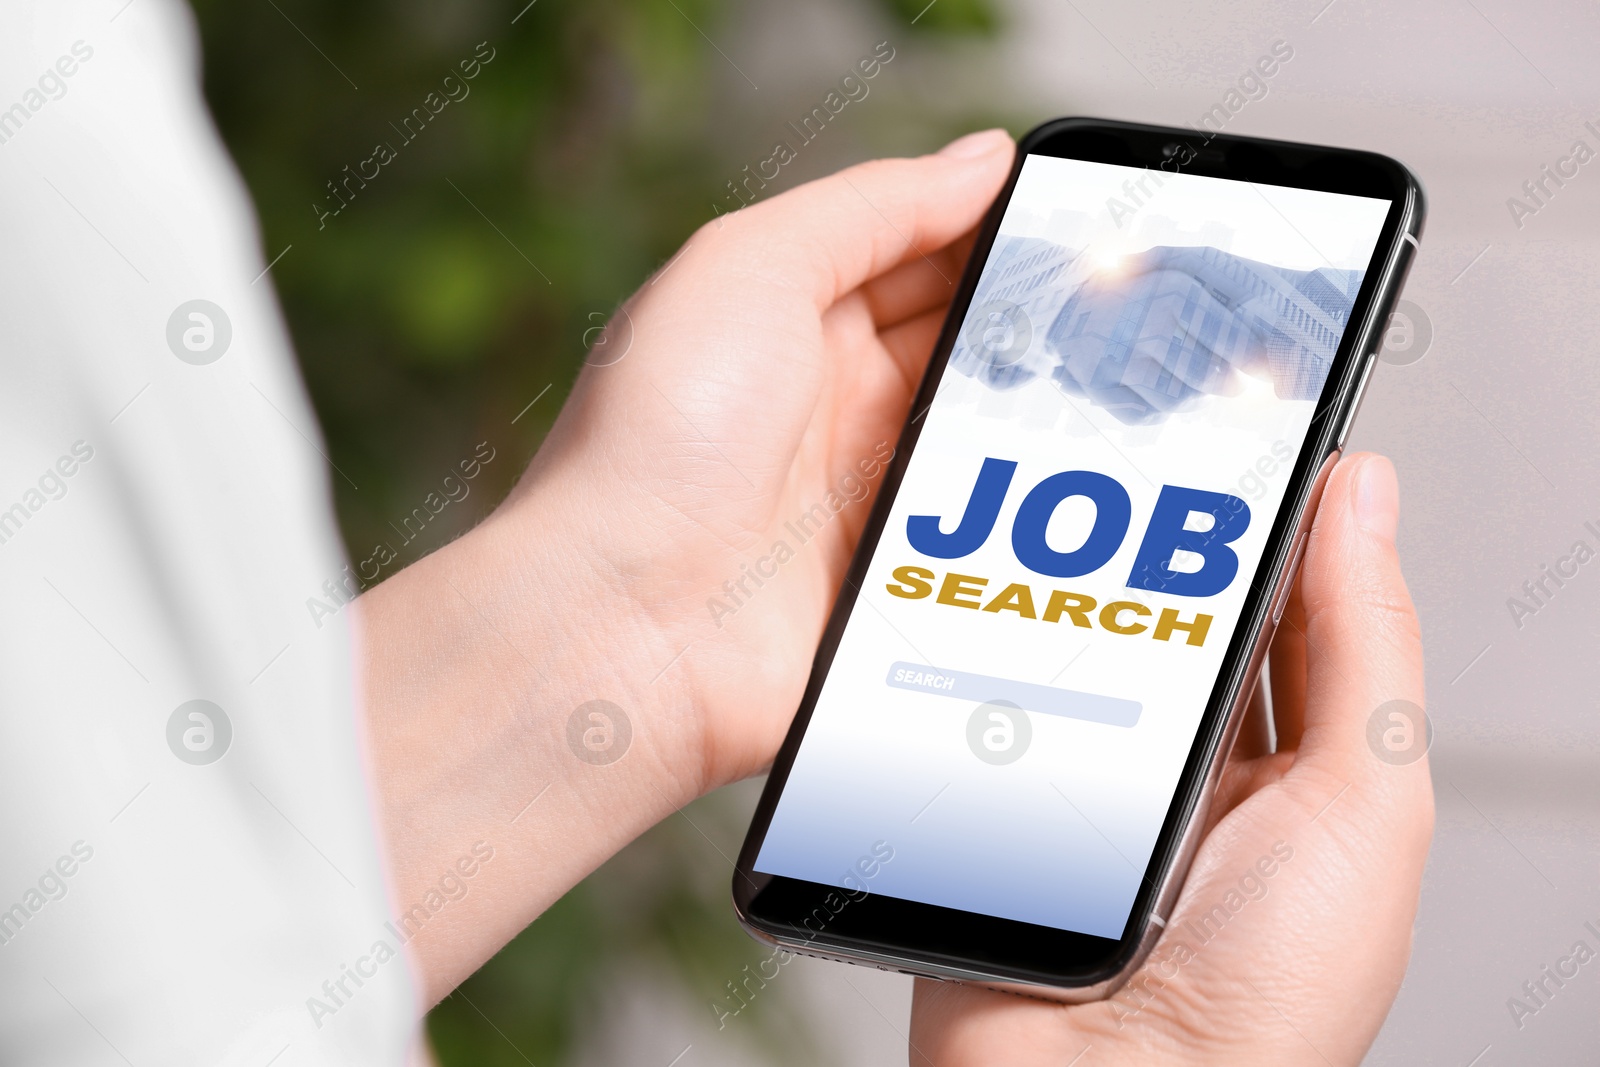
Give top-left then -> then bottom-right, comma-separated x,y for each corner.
0,2 -> 417,1063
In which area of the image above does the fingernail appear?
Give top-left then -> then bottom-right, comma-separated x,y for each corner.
937,128 -> 1012,159
1353,455 -> 1399,541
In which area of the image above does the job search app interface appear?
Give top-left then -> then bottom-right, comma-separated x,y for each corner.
754,153 -> 1392,938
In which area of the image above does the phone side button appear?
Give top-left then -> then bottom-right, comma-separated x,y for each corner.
1336,355 -> 1377,447
1271,532 -> 1308,626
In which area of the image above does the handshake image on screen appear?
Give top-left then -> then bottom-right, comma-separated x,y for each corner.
951,240 -> 1365,425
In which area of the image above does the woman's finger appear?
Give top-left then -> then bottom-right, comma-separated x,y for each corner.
858,227 -> 983,332
1290,453 -> 1428,792
684,129 -> 1014,313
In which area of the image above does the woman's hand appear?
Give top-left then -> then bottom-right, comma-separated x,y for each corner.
359,130 -> 1017,1005
517,127 -> 1019,789
908,453 -> 1433,1067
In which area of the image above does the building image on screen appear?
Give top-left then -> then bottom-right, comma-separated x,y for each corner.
953,239 -> 1362,423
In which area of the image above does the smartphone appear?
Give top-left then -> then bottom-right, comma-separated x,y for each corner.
732,117 -> 1423,998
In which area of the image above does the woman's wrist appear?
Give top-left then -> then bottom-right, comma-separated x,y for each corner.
358,467 -> 712,1005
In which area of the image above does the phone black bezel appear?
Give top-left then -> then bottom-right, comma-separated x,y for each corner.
732,117 -> 1424,988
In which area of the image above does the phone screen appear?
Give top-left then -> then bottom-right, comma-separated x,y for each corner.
751,153 -> 1393,939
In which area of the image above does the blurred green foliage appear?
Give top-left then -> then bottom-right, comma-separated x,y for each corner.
884,0 -> 1000,33
188,0 -> 1002,1062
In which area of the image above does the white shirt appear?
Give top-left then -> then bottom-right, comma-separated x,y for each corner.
0,1 -> 415,1061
